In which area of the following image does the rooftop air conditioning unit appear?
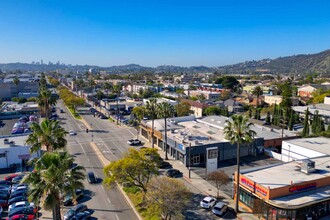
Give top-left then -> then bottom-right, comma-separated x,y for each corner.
301,159 -> 315,174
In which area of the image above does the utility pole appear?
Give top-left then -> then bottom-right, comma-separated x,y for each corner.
188,143 -> 192,178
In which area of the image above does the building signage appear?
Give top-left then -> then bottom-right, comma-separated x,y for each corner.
178,144 -> 185,151
255,185 -> 268,196
289,182 -> 317,193
241,177 -> 254,189
241,177 -> 268,196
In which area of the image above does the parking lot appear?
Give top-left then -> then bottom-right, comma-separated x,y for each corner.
0,119 -> 19,136
193,154 -> 283,197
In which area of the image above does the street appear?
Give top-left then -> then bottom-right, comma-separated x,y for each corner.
56,100 -> 139,220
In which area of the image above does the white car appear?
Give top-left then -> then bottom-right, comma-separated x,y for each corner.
9,201 -> 35,212
212,201 -> 228,216
127,139 -> 141,145
11,185 -> 27,193
69,130 -> 77,136
200,196 -> 217,209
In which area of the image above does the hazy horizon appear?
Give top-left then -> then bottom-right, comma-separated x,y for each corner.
0,1 -> 329,67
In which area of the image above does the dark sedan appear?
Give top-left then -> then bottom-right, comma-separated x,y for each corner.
8,206 -> 35,218
165,169 -> 183,178
63,189 -> 84,206
8,196 -> 27,206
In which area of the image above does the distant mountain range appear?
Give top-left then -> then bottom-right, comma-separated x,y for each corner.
1,49 -> 330,75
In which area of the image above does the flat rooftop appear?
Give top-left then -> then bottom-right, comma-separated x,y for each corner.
0,135 -> 29,148
283,137 -> 330,155
242,156 -> 330,190
293,104 -> 330,117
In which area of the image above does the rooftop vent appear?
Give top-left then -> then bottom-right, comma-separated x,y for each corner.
301,159 -> 315,174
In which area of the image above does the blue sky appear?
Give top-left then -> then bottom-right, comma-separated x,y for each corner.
0,0 -> 329,67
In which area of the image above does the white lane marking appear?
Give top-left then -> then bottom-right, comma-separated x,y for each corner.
110,140 -> 125,154
127,129 -> 136,137
108,198 -> 112,205
115,214 -> 120,220
101,185 -> 104,190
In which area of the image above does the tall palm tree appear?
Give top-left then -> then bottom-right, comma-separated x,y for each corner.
26,119 -> 68,153
22,151 -> 85,220
112,84 -> 122,125
252,86 -> 263,108
224,115 -> 256,213
37,87 -> 57,118
146,98 -> 158,148
157,102 -> 175,160
13,77 -> 20,96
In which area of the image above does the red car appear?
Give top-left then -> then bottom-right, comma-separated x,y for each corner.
0,199 -> 8,208
4,174 -> 20,181
6,214 -> 35,220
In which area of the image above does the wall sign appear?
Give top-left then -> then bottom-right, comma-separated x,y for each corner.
241,177 -> 254,189
289,182 -> 317,193
241,177 -> 268,196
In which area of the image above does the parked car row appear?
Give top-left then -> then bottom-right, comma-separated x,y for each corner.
90,108 -> 108,119
200,196 -> 228,217
0,174 -> 38,219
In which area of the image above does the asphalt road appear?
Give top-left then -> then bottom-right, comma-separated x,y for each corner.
60,101 -> 235,220
57,100 -> 139,220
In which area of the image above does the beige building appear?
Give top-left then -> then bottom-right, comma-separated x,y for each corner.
264,95 -> 299,106
184,90 -> 221,100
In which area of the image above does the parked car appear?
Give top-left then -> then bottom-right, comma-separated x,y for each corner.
60,109 -> 65,113
127,139 -> 141,145
0,199 -> 8,208
11,186 -> 27,193
100,115 -> 108,119
9,190 -> 28,199
69,130 -> 77,136
9,201 -> 35,212
165,169 -> 182,178
87,172 -> 97,184
11,174 -> 25,184
72,210 -> 93,220
212,201 -> 228,216
4,174 -> 20,182
0,180 -> 12,185
8,206 -> 35,218
63,189 -> 84,206
63,204 -> 88,220
6,214 -> 35,220
0,192 -> 9,200
158,161 -> 172,169
200,196 -> 217,209
8,196 -> 27,206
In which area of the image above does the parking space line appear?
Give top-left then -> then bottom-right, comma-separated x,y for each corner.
115,214 -> 120,220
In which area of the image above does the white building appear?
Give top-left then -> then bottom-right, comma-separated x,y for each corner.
281,137 -> 330,162
0,136 -> 38,169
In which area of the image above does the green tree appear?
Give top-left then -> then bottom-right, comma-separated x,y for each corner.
26,119 -> 68,153
146,176 -> 190,220
146,98 -> 158,148
252,86 -> 263,107
265,112 -> 271,124
66,97 -> 85,114
175,102 -> 192,117
13,76 -> 20,87
302,108 -> 310,137
132,106 -> 146,124
96,90 -> 104,100
215,76 -> 239,89
157,102 -> 175,160
37,87 -> 57,118
22,151 -> 85,220
224,115 -> 256,213
204,106 -> 221,116
103,148 -> 161,192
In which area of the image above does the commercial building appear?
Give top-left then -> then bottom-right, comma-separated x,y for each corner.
185,90 -> 221,100
140,115 -> 296,174
235,156 -> 330,219
0,136 -> 38,169
0,102 -> 39,119
264,95 -> 299,106
142,98 -> 178,106
0,82 -> 39,100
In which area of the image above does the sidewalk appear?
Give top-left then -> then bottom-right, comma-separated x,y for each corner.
143,140 -> 259,220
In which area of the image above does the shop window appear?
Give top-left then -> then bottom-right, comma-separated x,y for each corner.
239,188 -> 254,208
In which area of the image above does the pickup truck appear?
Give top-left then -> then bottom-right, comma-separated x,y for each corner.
127,139 -> 141,145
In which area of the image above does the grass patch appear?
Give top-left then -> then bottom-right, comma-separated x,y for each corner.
124,186 -> 160,220
67,106 -> 82,119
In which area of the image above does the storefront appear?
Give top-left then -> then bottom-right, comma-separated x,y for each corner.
234,157 -> 330,220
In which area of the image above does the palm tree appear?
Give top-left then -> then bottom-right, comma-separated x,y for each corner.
13,77 -> 20,96
112,84 -> 122,125
224,115 -> 256,213
22,151 -> 85,220
146,98 -> 158,148
157,102 -> 175,160
37,87 -> 57,118
252,86 -> 263,108
26,119 -> 68,153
